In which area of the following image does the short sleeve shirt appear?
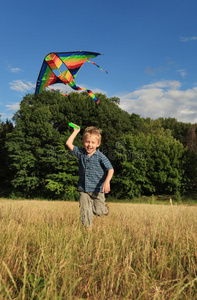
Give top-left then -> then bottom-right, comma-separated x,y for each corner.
72,146 -> 113,193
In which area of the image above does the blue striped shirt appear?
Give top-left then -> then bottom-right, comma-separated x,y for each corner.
72,146 -> 113,192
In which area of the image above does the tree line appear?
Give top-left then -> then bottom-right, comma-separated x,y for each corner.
0,91 -> 197,200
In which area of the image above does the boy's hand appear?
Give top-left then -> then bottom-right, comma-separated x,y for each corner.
102,169 -> 114,193
102,181 -> 111,193
69,122 -> 81,130
70,123 -> 81,134
73,126 -> 81,133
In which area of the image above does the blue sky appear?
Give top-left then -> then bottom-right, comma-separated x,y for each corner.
1,0 -> 197,123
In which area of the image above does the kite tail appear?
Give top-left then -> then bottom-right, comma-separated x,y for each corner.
47,86 -> 68,97
87,60 -> 108,74
86,90 -> 100,104
69,80 -> 100,104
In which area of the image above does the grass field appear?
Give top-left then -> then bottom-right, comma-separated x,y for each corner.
0,199 -> 197,299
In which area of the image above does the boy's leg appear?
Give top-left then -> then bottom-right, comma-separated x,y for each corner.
79,191 -> 93,227
90,192 -> 108,217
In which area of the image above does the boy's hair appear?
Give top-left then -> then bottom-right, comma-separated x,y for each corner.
83,126 -> 102,143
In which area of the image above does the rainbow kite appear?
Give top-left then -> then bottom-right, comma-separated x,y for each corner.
35,51 -> 107,104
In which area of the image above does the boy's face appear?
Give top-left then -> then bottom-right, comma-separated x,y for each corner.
83,134 -> 100,156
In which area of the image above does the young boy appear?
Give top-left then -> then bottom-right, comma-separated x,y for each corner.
66,125 -> 114,229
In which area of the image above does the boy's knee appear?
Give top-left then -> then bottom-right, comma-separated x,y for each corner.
93,205 -> 108,217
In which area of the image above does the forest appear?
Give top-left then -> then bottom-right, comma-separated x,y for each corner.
1,90 -> 197,201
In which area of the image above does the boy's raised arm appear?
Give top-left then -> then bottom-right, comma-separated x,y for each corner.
66,127 -> 81,151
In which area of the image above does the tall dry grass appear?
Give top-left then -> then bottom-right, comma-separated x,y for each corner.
0,199 -> 197,299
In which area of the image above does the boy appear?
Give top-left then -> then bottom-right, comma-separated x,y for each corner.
66,125 -> 114,229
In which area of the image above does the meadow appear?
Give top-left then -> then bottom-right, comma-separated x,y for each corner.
0,199 -> 197,299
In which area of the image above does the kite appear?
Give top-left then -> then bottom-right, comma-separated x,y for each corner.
35,51 -> 107,104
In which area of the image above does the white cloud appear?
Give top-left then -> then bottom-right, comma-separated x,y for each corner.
177,69 -> 187,77
143,80 -> 181,90
6,103 -> 20,111
47,83 -> 72,94
91,88 -> 107,94
9,80 -> 35,92
74,83 -> 107,95
8,65 -> 23,73
119,80 -> 197,123
180,36 -> 197,42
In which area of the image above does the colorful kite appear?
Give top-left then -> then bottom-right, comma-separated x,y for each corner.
35,51 -> 107,104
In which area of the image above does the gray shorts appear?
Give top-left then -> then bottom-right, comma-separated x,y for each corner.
79,191 -> 108,227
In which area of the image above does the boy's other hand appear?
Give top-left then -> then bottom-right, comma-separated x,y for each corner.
102,181 -> 110,193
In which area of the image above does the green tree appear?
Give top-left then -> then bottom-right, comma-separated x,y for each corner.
0,119 -> 14,194
112,128 -> 196,198
157,117 -> 192,146
186,124 -> 197,153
